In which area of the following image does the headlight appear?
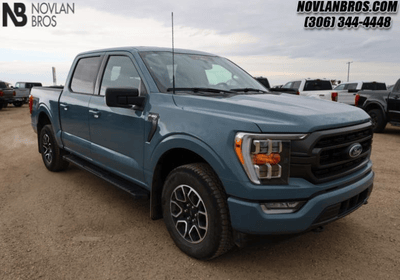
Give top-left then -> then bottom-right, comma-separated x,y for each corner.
234,133 -> 308,185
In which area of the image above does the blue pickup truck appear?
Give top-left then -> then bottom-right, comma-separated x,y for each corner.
30,47 -> 374,259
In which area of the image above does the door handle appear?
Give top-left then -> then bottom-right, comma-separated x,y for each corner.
89,109 -> 101,118
60,104 -> 69,111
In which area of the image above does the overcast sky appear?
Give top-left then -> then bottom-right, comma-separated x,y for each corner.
0,0 -> 399,86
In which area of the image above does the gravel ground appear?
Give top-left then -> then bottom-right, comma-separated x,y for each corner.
0,105 -> 399,280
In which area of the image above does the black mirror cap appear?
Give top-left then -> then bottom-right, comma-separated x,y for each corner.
105,88 -> 145,109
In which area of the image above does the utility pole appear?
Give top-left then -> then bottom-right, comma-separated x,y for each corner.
346,61 -> 353,82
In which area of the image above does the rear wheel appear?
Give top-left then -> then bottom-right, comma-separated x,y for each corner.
39,125 -> 69,171
368,109 -> 386,133
162,163 -> 233,260
13,101 -> 23,107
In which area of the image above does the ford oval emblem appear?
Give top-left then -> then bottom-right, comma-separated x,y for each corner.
349,143 -> 363,158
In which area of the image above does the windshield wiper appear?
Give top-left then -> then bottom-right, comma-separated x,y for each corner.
167,87 -> 233,94
230,88 -> 268,93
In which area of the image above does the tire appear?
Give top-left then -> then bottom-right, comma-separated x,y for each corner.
39,125 -> 69,171
162,163 -> 234,260
0,103 -> 3,110
3,102 -> 8,108
13,101 -> 23,107
368,109 -> 386,133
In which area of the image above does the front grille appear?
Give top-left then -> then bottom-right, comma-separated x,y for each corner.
290,122 -> 373,184
313,186 -> 372,225
315,128 -> 371,148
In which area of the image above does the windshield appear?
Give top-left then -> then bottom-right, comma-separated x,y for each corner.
140,51 -> 266,93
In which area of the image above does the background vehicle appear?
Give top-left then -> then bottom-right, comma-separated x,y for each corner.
30,47 -> 374,259
356,78 -> 400,132
255,76 -> 270,89
334,81 -> 386,105
281,79 -> 337,101
13,82 -> 42,107
0,80 -> 15,110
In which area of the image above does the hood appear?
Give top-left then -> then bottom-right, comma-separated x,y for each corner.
173,93 -> 370,133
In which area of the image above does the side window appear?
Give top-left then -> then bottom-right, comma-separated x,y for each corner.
292,81 -> 301,90
335,84 -> 345,90
346,83 -> 357,90
100,56 -> 147,96
15,83 -> 20,88
70,56 -> 101,94
394,82 -> 400,93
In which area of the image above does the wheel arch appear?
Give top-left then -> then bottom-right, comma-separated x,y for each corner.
148,136 -> 230,220
364,102 -> 386,120
37,111 -> 53,153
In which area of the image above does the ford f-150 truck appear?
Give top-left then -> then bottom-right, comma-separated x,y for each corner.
355,78 -> 400,133
30,47 -> 374,260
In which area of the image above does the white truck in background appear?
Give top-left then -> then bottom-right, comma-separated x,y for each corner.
281,79 -> 338,101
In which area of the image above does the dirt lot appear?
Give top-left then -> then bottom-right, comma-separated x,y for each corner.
0,105 -> 399,280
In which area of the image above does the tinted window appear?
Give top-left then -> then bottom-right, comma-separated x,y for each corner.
304,80 -> 332,91
346,83 -> 357,90
393,83 -> 400,93
100,56 -> 146,96
70,56 -> 101,94
0,82 -> 6,88
334,84 -> 345,90
282,81 -> 300,90
361,83 -> 386,90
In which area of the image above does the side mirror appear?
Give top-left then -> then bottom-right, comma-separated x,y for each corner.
105,88 -> 146,109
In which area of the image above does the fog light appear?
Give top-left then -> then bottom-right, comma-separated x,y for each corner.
261,201 -> 305,214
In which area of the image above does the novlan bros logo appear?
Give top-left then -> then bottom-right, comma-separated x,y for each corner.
2,3 -> 27,26
2,2 -> 75,27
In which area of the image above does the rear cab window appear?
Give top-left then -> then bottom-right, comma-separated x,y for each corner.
304,80 -> 332,91
361,83 -> 386,90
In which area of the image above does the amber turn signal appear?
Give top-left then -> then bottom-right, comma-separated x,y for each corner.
253,153 -> 281,165
235,138 -> 245,164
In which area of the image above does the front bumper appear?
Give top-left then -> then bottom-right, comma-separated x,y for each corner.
228,170 -> 374,235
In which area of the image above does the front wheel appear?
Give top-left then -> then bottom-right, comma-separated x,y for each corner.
162,163 -> 234,260
39,125 -> 69,171
368,109 -> 386,133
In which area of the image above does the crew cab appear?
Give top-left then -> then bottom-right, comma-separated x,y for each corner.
281,78 -> 338,101
356,78 -> 400,132
30,47 -> 374,259
334,81 -> 386,105
0,80 -> 15,110
13,82 -> 42,107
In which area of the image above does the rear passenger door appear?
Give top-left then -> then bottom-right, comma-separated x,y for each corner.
59,55 -> 103,158
88,53 -> 147,183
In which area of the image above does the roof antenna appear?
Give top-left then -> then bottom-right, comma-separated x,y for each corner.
171,12 -> 176,94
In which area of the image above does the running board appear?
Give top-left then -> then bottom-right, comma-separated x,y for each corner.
63,154 -> 150,200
